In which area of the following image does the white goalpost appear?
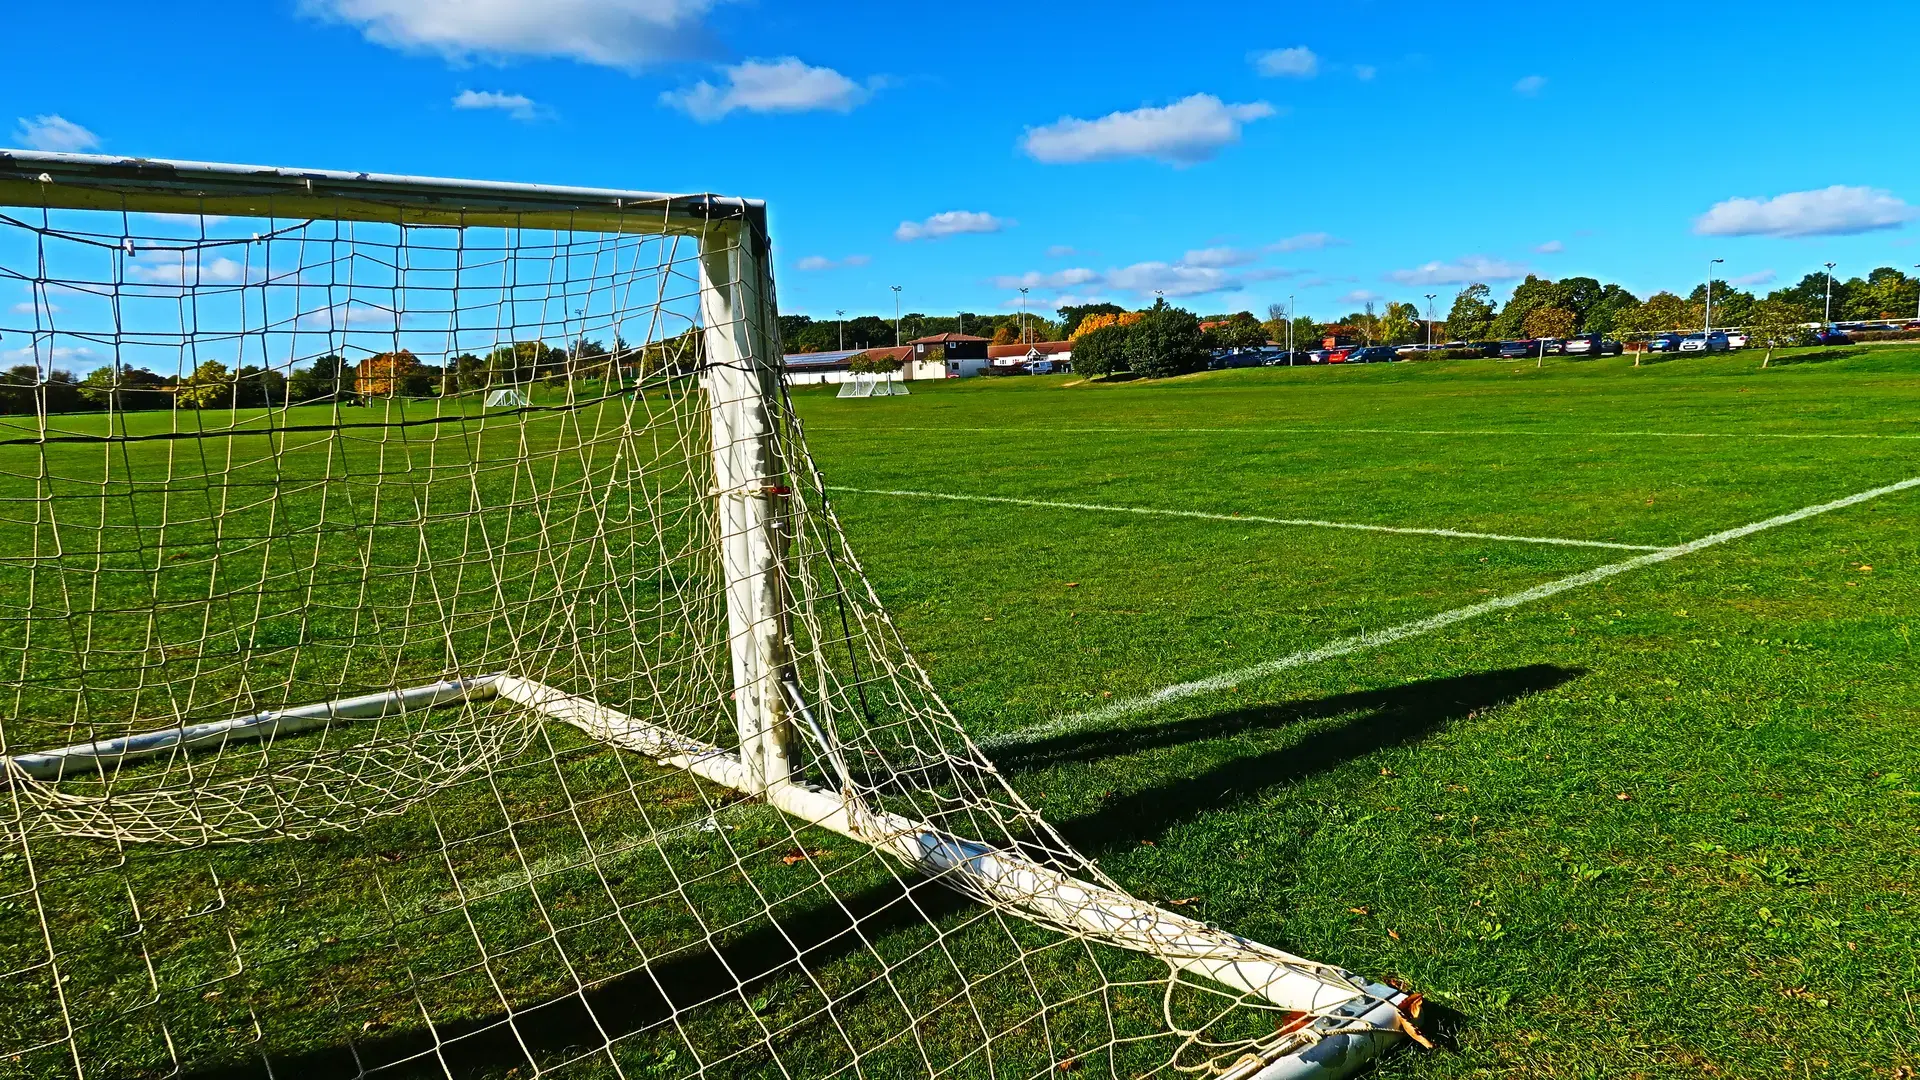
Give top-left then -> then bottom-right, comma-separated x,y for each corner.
0,150 -> 1418,1079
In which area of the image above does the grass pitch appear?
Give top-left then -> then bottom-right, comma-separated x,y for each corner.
2,345 -> 1916,1078
793,346 -> 1920,1078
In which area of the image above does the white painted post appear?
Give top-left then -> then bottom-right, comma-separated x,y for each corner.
699,218 -> 795,793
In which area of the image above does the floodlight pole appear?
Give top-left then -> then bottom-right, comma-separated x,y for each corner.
1425,293 -> 1436,347
891,286 -> 902,346
1705,258 -> 1722,333
1913,266 -> 1919,321
1824,262 -> 1836,325
1018,286 -> 1030,344
835,309 -> 845,352
1287,294 -> 1295,363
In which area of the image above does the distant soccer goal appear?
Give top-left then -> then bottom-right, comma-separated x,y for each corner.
836,371 -> 909,397
0,150 -> 1417,1079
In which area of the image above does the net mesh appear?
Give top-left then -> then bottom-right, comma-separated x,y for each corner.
0,169 -> 1395,1079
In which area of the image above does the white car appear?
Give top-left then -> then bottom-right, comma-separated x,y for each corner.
1724,332 -> 1749,349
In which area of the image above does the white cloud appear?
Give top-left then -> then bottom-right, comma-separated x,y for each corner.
895,211 -> 1011,242
1045,245 -> 1079,258
1534,240 -> 1565,254
1,344 -> 101,368
1270,232 -> 1345,252
795,254 -> 869,272
1051,293 -> 1112,309
662,57 -> 871,122
1021,94 -> 1277,167
452,89 -> 542,121
1253,46 -> 1318,78
296,300 -> 402,332
1513,75 -> 1547,96
1179,246 -> 1261,269
1354,64 -> 1377,81
1694,186 -> 1916,238
1728,269 -> 1777,287
301,0 -> 718,68
13,115 -> 99,152
1385,255 -> 1530,286
1338,289 -> 1383,306
1105,261 -> 1287,298
9,300 -> 60,317
126,254 -> 247,285
990,268 -> 1100,290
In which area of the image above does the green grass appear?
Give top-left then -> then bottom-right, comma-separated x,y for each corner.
790,346 -> 1920,1077
3,345 -> 1918,1078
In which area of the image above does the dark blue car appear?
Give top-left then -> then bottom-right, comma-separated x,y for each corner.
1645,333 -> 1683,353
1812,328 -> 1852,346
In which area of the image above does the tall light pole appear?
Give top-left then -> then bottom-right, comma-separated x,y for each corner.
1424,293 -> 1437,347
1287,294 -> 1295,363
890,286 -> 902,346
1913,265 -> 1919,322
835,309 -> 846,352
1704,258 -> 1723,333
1018,286 -> 1030,344
1824,262 -> 1837,326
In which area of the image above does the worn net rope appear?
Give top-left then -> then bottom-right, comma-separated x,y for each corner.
0,195 -> 1385,1079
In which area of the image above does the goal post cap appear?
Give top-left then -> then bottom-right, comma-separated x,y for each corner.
0,149 -> 765,238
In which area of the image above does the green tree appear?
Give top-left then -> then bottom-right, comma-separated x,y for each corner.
1552,276 -> 1604,327
1059,303 -> 1124,338
1290,315 -> 1320,350
176,360 -> 232,409
1687,281 -> 1755,331
1767,272 -> 1846,323
1123,299 -> 1206,379
1205,311 -> 1268,349
1637,291 -> 1691,332
1848,267 -> 1918,320
1444,284 -> 1497,340
1522,306 -> 1578,342
1582,283 -> 1640,335
1070,323 -> 1130,378
1379,302 -> 1420,344
1491,275 -> 1560,338
1747,299 -> 1812,367
289,354 -> 350,402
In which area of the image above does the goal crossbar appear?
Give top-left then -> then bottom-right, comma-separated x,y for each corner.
0,149 -> 759,236
7,675 -> 1411,1076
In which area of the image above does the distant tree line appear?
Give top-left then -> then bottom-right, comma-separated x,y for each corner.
780,310 -> 1068,353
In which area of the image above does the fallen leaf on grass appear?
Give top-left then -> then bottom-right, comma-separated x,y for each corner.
1168,896 -> 1202,907
1348,907 -> 1370,915
1616,793 -> 1631,801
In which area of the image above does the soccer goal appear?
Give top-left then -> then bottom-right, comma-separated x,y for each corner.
0,150 -> 1418,1079
484,386 -> 531,407
836,372 -> 909,398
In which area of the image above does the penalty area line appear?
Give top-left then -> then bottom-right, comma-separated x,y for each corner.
980,474 -> 1920,750
848,424 -> 1920,442
828,486 -> 1662,552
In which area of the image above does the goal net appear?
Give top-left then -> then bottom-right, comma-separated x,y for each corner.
0,151 -> 1416,1079
836,372 -> 908,398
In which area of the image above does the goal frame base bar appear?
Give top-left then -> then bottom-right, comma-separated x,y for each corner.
8,677 -> 1417,1078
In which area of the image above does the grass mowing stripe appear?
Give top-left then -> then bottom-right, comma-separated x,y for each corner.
830,425 -> 1920,441
981,473 -> 1920,749
829,486 -> 1663,552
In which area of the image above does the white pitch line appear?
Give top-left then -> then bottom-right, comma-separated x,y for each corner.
828,486 -> 1662,552
980,474 -> 1920,749
840,424 -> 1920,442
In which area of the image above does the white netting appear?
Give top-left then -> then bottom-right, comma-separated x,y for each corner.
0,157 -> 1404,1079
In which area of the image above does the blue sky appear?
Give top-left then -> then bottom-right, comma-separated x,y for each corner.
8,0 -> 1920,324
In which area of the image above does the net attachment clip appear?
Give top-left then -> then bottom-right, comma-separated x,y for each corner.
713,483 -> 793,499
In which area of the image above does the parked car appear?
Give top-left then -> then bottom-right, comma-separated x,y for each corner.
1394,344 -> 1431,357
1539,338 -> 1566,355
1305,348 -> 1332,363
1470,340 -> 1503,357
1812,327 -> 1852,346
1497,339 -> 1539,359
1564,333 -> 1602,356
1347,346 -> 1399,363
1645,333 -> 1684,353
1723,332 -> 1749,349
1678,331 -> 1730,353
1328,346 -> 1359,363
